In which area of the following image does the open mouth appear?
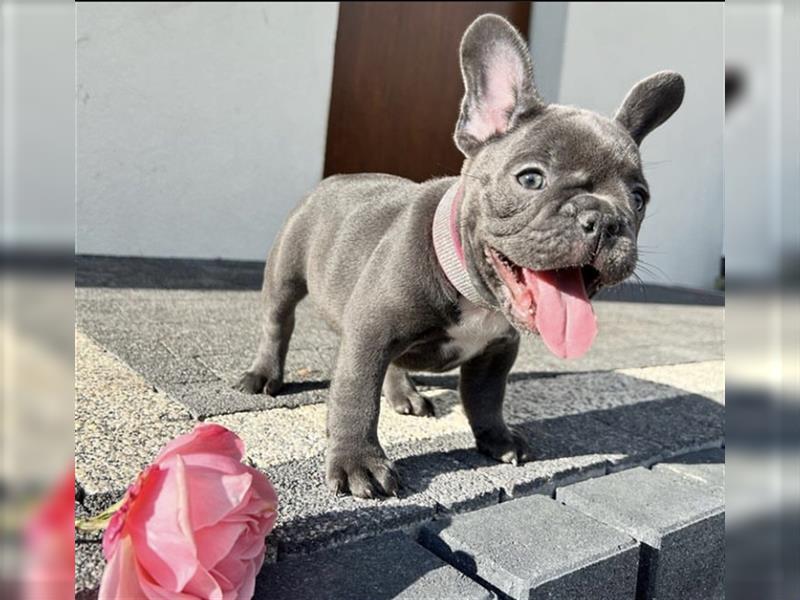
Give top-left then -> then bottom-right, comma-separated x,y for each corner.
486,247 -> 599,359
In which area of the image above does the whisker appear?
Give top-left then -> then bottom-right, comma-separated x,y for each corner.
620,272 -> 649,301
637,259 -> 671,281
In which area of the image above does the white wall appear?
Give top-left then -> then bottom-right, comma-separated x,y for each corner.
528,2 -> 568,104
77,2 -> 722,289
77,2 -> 338,260
3,0 -> 75,248
532,2 -> 723,289
725,3 -> 785,279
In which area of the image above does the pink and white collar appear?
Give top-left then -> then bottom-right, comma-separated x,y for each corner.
432,181 -> 491,307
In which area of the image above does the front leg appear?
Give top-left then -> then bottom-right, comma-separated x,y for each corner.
325,326 -> 400,499
459,335 -> 532,465
383,364 -> 435,417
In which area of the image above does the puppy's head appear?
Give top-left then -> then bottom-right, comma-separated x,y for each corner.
454,15 -> 684,357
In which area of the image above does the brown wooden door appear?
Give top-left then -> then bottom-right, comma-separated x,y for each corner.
324,2 -> 531,182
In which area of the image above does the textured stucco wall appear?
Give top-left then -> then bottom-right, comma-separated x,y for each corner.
77,2 -> 338,260
532,2 -> 724,289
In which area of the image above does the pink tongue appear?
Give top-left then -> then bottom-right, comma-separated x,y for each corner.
523,268 -> 597,359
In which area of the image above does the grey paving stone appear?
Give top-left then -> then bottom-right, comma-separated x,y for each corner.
167,380 -> 324,417
289,321 -> 341,351
389,416 -> 654,511
652,447 -> 725,495
513,302 -> 722,373
77,288 -> 723,402
588,393 -> 725,457
266,455 -> 438,558
499,371 -> 681,469
75,542 -> 104,597
75,332 -> 196,506
80,325 -> 221,384
515,341 -> 717,374
389,426 -> 610,501
594,282 -> 724,305
75,255 -> 265,290
391,434 -> 504,514
78,288 -> 343,415
454,433 -> 609,499
255,531 -> 494,600
503,370 -> 692,419
77,257 -> 723,306
557,467 -> 724,600
74,516 -> 102,544
418,495 -> 639,600
75,497 -> 105,544
159,325 -> 256,359
199,346 -> 333,386
80,488 -> 126,516
417,371 -> 681,472
515,414 -> 669,472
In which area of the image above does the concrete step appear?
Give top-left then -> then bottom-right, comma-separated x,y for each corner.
557,466 -> 724,600
417,495 -> 640,600
254,530 -> 496,600
74,283 -> 725,597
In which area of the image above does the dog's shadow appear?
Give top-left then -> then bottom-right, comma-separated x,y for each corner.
390,372 -> 724,503
77,375 -> 723,600
279,380 -> 331,394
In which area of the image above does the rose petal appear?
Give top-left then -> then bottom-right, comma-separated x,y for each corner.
245,466 -> 278,508
128,462 -> 198,592
156,424 -> 244,464
103,465 -> 158,560
194,522 -> 246,570
210,566 -> 237,597
212,553 -> 249,590
235,550 -> 265,600
234,492 -> 278,539
184,467 -> 253,530
100,425 -> 277,599
98,536 -> 146,599
136,567 -> 197,600
231,527 -> 269,562
182,563 -> 224,600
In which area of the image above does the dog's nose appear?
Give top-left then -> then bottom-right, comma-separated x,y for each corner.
578,210 -> 621,238
578,210 -> 600,235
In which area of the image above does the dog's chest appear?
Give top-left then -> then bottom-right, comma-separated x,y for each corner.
443,299 -> 514,362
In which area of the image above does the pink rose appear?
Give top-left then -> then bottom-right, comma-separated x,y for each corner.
99,424 -> 278,600
23,466 -> 75,600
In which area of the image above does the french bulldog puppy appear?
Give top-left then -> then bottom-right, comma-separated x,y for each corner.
237,14 -> 684,498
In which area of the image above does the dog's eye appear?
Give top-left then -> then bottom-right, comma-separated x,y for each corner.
632,189 -> 648,212
516,168 -> 546,190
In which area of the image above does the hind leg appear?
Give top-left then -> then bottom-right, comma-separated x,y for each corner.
382,364 -> 435,417
236,236 -> 307,395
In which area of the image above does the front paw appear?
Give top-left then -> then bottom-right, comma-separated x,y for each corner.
475,427 -> 533,466
325,447 -> 399,499
388,391 -> 435,417
234,369 -> 283,395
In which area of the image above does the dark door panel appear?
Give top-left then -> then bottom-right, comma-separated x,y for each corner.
324,2 -> 531,182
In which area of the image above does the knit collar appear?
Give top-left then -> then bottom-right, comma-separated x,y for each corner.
432,181 -> 491,307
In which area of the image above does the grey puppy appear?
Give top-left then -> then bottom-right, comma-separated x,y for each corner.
237,14 -> 684,498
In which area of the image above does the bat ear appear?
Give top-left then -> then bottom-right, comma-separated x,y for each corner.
454,14 -> 545,157
614,71 -> 685,145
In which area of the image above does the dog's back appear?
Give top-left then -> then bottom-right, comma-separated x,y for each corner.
278,173 -> 454,328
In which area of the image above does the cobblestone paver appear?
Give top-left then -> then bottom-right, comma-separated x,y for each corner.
74,280 -> 724,598
558,466 -> 725,600
418,495 -> 640,599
